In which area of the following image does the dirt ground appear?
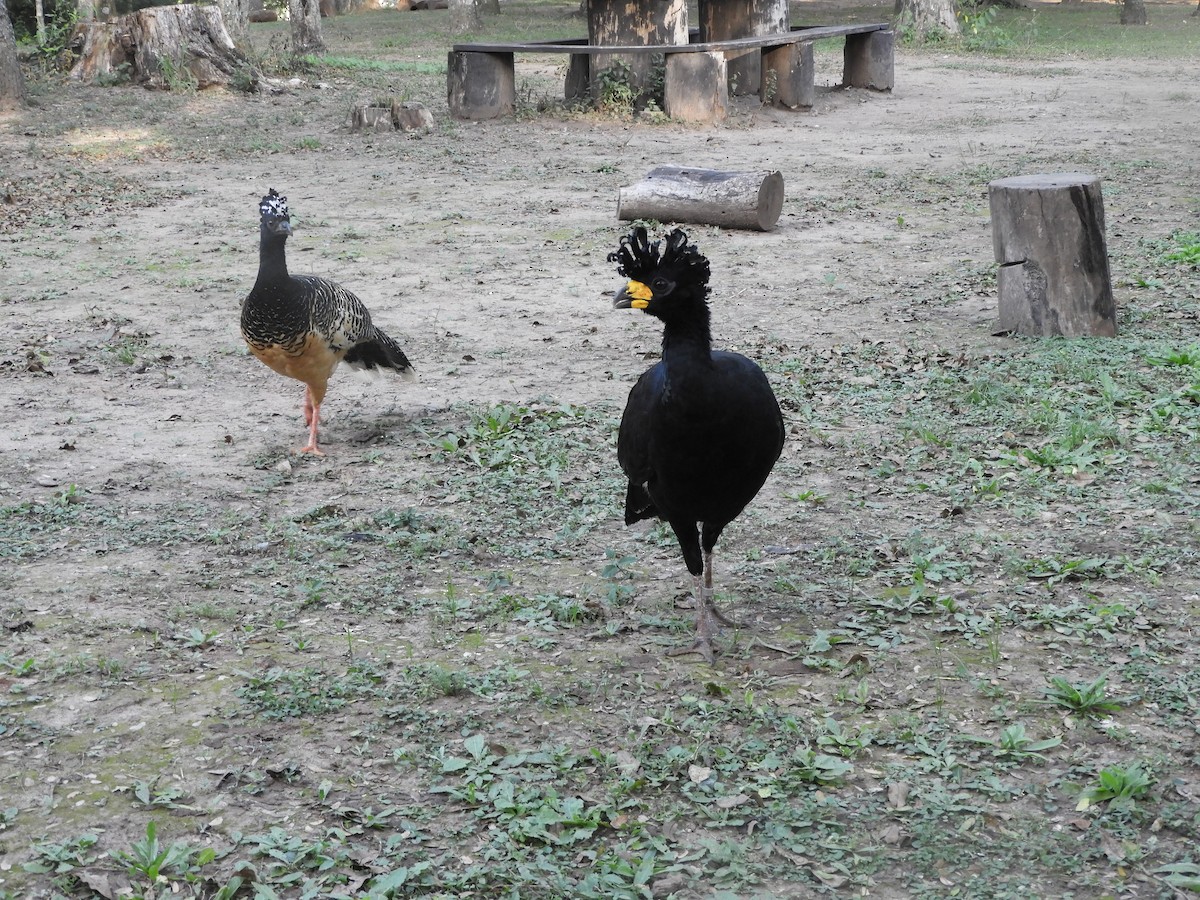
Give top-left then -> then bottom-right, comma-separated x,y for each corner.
1,6 -> 1199,897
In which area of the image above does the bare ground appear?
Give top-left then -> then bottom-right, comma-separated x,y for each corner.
1,8 -> 1200,898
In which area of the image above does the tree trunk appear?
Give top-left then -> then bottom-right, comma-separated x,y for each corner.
289,0 -> 326,53
35,0 -> 47,44
699,0 -> 788,94
450,0 -> 482,33
588,0 -> 687,100
0,0 -> 25,110
893,0 -> 959,39
70,4 -> 251,89
1119,0 -> 1147,24
218,0 -> 251,48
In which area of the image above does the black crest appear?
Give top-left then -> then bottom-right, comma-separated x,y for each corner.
259,188 -> 289,222
608,227 -> 710,288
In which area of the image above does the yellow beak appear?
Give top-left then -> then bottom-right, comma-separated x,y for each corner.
618,280 -> 652,310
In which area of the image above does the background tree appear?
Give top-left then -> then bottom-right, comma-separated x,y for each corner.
0,0 -> 25,110
289,0 -> 325,53
1119,0 -> 1146,24
450,0 -> 481,33
219,0 -> 252,49
894,0 -> 960,38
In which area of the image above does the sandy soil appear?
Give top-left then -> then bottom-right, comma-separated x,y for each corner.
1,19 -> 1199,896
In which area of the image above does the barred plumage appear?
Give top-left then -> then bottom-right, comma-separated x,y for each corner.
241,188 -> 415,455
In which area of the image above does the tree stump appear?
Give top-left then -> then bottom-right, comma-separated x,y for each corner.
989,173 -> 1116,337
447,50 -> 514,119
663,52 -> 728,123
843,29 -> 894,90
761,40 -> 813,108
618,165 -> 784,231
698,0 -> 788,95
70,4 -> 250,89
587,0 -> 687,100
1119,0 -> 1147,24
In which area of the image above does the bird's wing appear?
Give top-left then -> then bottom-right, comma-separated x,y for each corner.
617,363 -> 665,523
293,275 -> 375,352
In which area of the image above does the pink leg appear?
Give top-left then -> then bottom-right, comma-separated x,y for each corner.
298,387 -> 324,455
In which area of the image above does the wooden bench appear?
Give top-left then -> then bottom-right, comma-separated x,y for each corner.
448,23 -> 893,122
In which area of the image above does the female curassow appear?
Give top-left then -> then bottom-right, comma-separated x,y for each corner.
242,188 -> 415,455
610,227 -> 785,661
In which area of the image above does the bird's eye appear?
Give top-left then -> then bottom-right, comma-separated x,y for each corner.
651,277 -> 670,292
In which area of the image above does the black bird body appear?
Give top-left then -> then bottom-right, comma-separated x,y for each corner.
242,189 -> 414,454
611,227 -> 784,658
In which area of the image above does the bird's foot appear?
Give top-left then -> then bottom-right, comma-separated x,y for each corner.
667,636 -> 716,664
696,585 -> 742,629
707,601 -> 742,629
296,444 -> 326,457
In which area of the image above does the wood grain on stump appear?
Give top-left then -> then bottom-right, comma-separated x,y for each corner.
989,173 -> 1116,337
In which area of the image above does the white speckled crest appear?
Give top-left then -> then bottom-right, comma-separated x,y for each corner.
259,188 -> 289,221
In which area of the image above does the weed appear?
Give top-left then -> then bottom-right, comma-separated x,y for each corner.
1044,675 -> 1122,716
1077,762 -> 1153,811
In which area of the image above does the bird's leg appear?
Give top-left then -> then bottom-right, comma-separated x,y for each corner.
667,587 -> 718,663
702,549 -> 742,628
299,390 -> 325,456
303,386 -> 316,427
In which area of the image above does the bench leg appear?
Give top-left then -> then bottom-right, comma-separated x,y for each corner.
842,29 -> 894,91
447,50 -> 515,120
565,53 -> 590,102
726,48 -> 761,96
761,41 -> 813,108
664,51 -> 728,123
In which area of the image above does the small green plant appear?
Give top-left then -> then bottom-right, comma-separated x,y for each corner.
157,55 -> 198,93
963,722 -> 1062,761
1076,762 -> 1153,811
1044,674 -> 1122,716
23,833 -> 100,874
130,779 -> 188,810
177,627 -> 220,648
1162,230 -> 1200,265
815,717 -> 872,757
110,820 -> 211,882
230,63 -> 259,93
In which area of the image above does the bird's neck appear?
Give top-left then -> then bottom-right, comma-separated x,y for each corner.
255,228 -> 290,287
660,312 -> 713,368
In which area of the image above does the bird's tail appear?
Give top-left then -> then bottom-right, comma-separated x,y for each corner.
344,329 -> 416,381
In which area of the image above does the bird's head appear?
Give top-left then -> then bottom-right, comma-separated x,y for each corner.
259,188 -> 292,238
609,227 -> 710,319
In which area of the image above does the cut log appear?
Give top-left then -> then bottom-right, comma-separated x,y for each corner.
350,99 -> 435,132
392,99 -> 434,132
663,51 -> 727,123
843,29 -> 893,90
70,4 -> 250,89
761,39 -> 812,108
350,103 -> 394,131
618,165 -> 784,231
447,50 -> 514,119
989,173 -> 1116,337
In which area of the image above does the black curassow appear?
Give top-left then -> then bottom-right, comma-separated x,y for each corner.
610,227 -> 785,660
241,188 -> 415,455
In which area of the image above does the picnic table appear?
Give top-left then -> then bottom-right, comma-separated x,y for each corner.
447,0 -> 893,122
